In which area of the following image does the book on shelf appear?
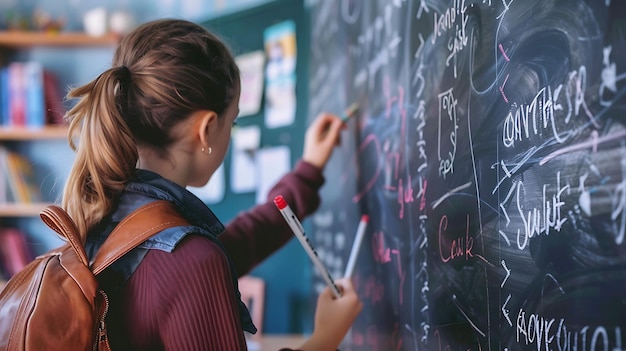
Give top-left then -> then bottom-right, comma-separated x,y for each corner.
0,61 -> 65,128
24,61 -> 45,127
0,67 -> 8,126
7,62 -> 26,126
0,147 -> 5,203
0,227 -> 33,279
43,70 -> 66,125
0,146 -> 42,204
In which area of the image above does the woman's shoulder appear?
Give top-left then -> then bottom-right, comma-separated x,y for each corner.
128,235 -> 232,297
149,234 -> 228,268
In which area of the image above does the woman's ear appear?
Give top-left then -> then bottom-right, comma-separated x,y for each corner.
194,110 -> 218,149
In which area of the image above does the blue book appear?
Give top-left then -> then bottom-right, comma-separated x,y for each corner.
0,67 -> 8,126
23,62 -> 45,128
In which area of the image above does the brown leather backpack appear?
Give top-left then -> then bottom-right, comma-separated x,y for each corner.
0,200 -> 189,351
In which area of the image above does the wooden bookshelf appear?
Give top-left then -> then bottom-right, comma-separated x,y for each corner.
0,202 -> 53,217
0,31 -> 119,48
0,125 -> 68,140
0,29 -> 110,268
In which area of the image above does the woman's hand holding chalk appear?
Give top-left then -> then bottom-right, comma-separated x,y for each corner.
341,102 -> 360,122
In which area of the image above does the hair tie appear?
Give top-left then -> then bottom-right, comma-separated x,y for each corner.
116,66 -> 132,117
118,65 -> 132,83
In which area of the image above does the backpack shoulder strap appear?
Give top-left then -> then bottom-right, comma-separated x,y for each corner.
40,205 -> 89,265
91,200 -> 190,275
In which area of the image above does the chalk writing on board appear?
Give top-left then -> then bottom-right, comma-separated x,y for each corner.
308,0 -> 626,350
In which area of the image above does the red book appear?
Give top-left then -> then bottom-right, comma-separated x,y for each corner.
43,70 -> 66,125
0,228 -> 33,278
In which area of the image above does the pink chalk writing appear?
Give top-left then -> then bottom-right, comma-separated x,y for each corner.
438,214 -> 474,263
372,231 -> 391,264
498,43 -> 510,61
364,274 -> 385,305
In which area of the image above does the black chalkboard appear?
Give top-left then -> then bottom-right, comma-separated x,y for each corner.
307,1 -> 626,350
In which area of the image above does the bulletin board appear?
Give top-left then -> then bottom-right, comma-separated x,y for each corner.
200,0 -> 313,334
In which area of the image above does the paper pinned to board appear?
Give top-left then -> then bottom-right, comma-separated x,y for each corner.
263,20 -> 297,128
236,51 -> 266,117
230,125 -> 261,193
255,146 -> 290,204
232,125 -> 261,150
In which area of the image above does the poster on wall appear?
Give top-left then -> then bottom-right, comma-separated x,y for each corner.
235,50 -> 265,117
230,125 -> 261,193
255,146 -> 290,204
263,20 -> 297,128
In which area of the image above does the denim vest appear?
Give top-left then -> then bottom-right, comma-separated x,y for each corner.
85,169 -> 256,334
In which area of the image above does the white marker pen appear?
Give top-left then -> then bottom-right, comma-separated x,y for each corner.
274,195 -> 342,298
344,214 -> 369,278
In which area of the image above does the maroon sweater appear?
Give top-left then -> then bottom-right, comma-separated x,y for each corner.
115,161 -> 323,350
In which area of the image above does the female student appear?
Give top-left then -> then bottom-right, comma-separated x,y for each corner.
62,18 -> 362,350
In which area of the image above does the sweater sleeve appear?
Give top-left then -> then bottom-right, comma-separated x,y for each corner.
219,160 -> 325,276
124,235 -> 248,350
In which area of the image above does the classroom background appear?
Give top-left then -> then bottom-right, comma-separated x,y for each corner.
0,0 -> 313,337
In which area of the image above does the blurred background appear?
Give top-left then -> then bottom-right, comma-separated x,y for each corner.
0,0 -> 315,337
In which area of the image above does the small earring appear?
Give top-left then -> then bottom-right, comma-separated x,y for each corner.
208,147 -> 212,154
201,146 -> 212,155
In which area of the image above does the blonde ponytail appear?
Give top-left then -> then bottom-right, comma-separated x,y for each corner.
62,67 -> 138,241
